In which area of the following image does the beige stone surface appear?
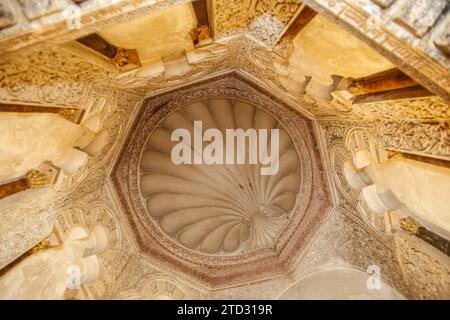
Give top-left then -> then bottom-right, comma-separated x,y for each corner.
0,113 -> 93,181
290,15 -> 394,84
98,3 -> 196,65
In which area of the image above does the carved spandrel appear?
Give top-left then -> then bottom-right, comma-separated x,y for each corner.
396,235 -> 450,299
0,1 -> 17,29
377,120 -> 450,160
0,46 -> 108,106
394,0 -> 448,37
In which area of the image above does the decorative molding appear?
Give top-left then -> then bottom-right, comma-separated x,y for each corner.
0,2 -> 448,299
354,96 -> 450,121
20,0 -> 67,21
46,85 -> 142,299
107,256 -> 209,299
376,119 -> 450,160
208,209 -> 409,299
109,43 -> 231,92
396,234 -> 450,299
0,79 -> 141,295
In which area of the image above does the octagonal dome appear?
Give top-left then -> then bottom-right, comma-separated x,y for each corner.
112,73 -> 331,287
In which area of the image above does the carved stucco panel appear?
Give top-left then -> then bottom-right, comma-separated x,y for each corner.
213,0 -> 302,45
46,84 -> 143,298
52,183 -> 137,299
55,85 -> 142,194
0,187 -> 56,269
106,256 -> 209,300
0,78 -> 141,288
396,234 -> 450,299
318,120 -> 374,211
354,97 -> 450,121
0,46 -> 108,106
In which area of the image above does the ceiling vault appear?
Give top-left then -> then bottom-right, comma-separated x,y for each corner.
0,0 -> 448,300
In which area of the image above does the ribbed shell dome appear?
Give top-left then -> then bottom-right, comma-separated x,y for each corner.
139,98 -> 301,255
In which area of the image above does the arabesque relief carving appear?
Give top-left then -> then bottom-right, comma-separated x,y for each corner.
0,0 -> 449,300
376,120 -> 450,160
106,256 -> 208,300
109,43 -> 231,92
354,97 -> 450,121
396,235 -> 450,299
0,188 -> 55,269
0,46 -> 107,106
214,0 -> 302,45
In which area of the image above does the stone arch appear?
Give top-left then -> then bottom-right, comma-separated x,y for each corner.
277,266 -> 405,300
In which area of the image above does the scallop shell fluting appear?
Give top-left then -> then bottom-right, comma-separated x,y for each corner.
139,99 -> 301,254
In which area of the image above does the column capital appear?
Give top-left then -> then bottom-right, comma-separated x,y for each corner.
25,170 -> 48,189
